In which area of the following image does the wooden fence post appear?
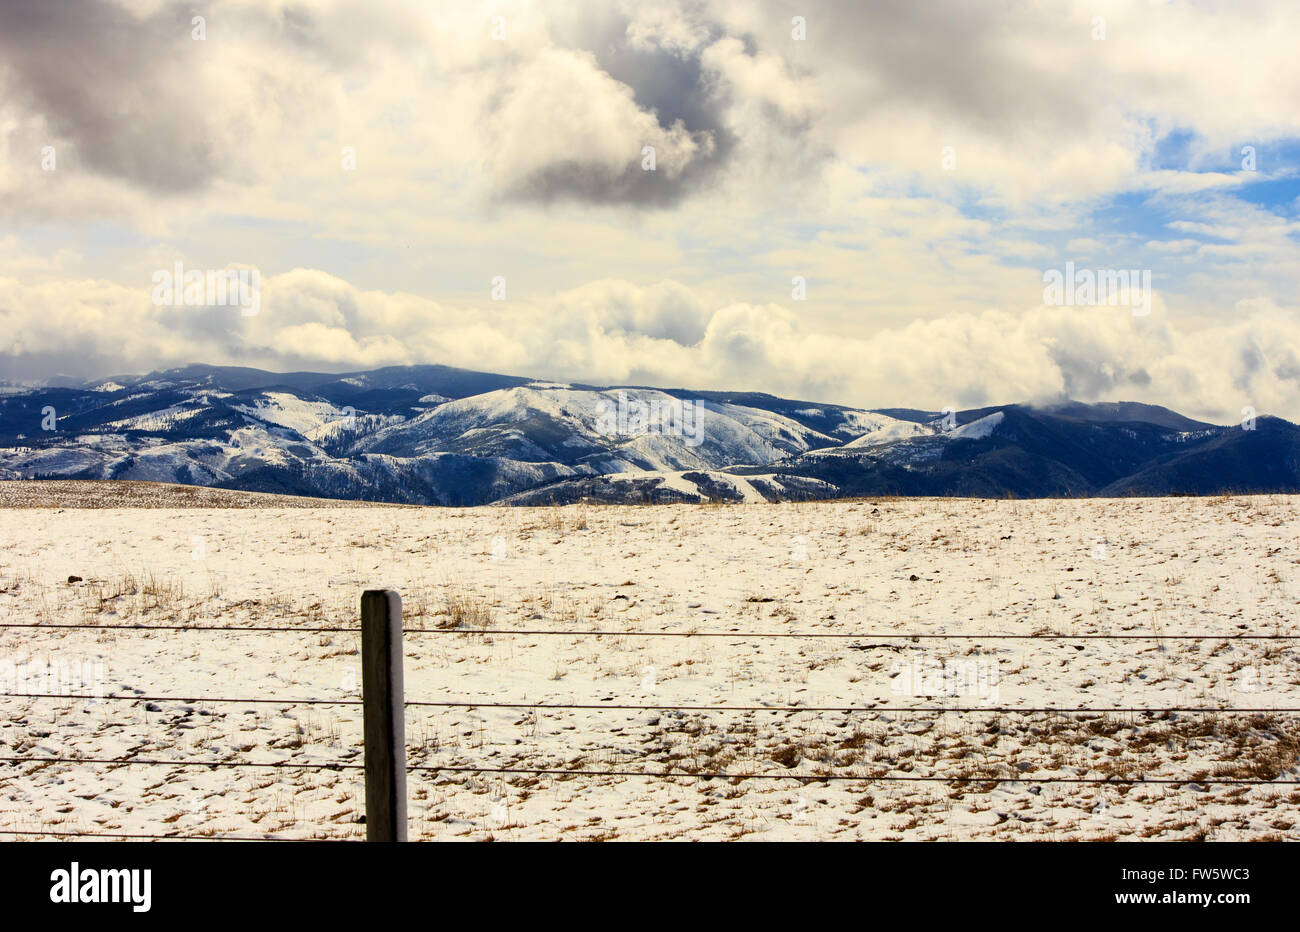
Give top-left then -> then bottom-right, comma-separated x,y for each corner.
361,589 -> 407,842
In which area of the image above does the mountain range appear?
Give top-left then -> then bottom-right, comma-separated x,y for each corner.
1,363 -> 1297,505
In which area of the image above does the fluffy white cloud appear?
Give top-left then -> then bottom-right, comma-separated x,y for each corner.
488,47 -> 715,201
1,0 -> 1299,427
4,272 -> 1299,425
7,0 -> 1298,215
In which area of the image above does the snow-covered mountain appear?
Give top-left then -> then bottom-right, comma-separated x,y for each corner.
1,364 -> 1296,503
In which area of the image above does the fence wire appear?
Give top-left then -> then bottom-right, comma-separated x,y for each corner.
4,612 -> 1299,840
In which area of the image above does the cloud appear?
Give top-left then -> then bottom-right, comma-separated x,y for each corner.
5,0 -> 1300,211
0,0 -> 222,192
4,271 -> 1300,425
1,0 -> 1299,429
551,278 -> 710,345
488,46 -> 723,205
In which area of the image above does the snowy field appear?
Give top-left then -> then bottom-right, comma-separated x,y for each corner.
2,482 -> 1299,840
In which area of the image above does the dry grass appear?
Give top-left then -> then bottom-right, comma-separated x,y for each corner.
4,494 -> 1299,840
436,586 -> 494,629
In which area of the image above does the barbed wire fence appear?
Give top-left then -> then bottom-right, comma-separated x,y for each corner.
2,588 -> 1299,841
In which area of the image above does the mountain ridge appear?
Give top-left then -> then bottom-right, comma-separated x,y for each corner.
1,364 -> 1294,505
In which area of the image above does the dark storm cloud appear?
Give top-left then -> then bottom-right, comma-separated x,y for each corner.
262,1 -> 427,68
0,0 -> 420,196
803,0 -> 1101,136
500,133 -> 735,209
0,0 -> 221,193
593,27 -> 724,130
1235,339 -> 1269,391
492,0 -> 1089,207
496,11 -> 740,208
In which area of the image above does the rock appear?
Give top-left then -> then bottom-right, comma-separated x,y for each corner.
66,575 -> 82,584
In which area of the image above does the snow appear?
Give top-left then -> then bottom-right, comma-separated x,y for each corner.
724,474 -> 768,503
841,419 -> 935,448
0,382 -> 44,395
2,490 -> 1298,840
232,392 -> 347,437
950,411 -> 1004,441
0,378 -> 1039,506
362,386 -> 827,472
608,470 -> 701,497
597,469 -> 831,504
833,409 -> 918,439
103,403 -> 196,431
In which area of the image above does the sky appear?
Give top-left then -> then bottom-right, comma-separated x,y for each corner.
2,0 -> 1300,423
